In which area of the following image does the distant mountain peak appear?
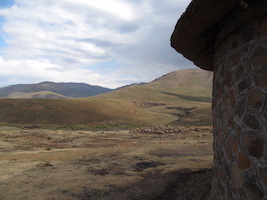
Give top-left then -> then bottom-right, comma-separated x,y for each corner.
39,81 -> 54,84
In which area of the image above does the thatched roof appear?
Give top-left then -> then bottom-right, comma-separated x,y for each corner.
171,0 -> 239,71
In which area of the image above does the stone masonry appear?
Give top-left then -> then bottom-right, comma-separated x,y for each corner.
209,8 -> 267,200
171,0 -> 267,199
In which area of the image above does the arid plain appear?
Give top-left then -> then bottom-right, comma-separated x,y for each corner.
0,125 -> 213,200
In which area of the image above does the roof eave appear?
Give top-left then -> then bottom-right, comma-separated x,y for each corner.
171,0 -> 239,71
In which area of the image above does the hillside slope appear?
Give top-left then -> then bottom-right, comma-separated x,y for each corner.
0,98 -> 172,126
0,82 -> 112,98
93,68 -> 213,126
0,68 -> 213,127
95,68 -> 213,104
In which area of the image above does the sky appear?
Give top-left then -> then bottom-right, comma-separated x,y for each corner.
0,0 -> 194,89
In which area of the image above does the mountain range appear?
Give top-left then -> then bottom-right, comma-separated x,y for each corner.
0,68 -> 213,127
0,82 -> 112,99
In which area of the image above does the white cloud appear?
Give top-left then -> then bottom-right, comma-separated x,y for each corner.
0,56 -> 124,88
61,0 -> 136,20
0,0 -> 193,88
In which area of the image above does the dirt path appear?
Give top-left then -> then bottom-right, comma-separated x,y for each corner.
0,126 -> 213,200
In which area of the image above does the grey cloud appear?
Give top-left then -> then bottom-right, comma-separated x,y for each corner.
118,24 -> 139,34
78,38 -> 114,48
103,0 -> 194,83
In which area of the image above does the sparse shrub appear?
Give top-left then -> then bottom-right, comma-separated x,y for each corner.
44,161 -> 53,166
22,124 -> 43,129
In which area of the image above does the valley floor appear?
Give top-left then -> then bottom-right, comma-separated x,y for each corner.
0,126 -> 213,200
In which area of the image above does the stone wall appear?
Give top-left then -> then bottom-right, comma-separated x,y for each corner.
208,6 -> 267,200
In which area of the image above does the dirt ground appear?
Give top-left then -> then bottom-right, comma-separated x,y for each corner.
0,126 -> 213,200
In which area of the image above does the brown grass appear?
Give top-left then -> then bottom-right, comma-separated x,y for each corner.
0,125 -> 213,200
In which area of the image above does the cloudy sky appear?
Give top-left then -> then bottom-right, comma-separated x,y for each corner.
0,0 -> 194,89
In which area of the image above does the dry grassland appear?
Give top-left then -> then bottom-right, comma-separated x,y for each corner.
0,125 -> 213,200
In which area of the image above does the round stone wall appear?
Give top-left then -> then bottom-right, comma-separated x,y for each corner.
208,14 -> 267,200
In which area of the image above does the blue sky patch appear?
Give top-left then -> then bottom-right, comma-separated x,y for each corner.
0,0 -> 14,8
0,17 -> 6,50
0,35 -> 6,50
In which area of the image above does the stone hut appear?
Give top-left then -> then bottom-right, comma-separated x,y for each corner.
171,0 -> 267,199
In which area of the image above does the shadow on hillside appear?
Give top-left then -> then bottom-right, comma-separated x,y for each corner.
163,92 -> 212,103
78,168 -> 212,200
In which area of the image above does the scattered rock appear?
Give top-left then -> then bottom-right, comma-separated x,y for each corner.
131,125 -> 188,134
133,101 -> 167,108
